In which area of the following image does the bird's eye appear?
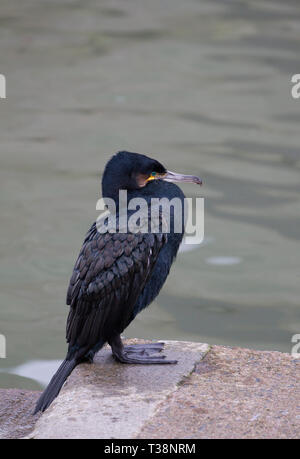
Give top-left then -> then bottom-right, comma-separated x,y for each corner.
146,171 -> 158,183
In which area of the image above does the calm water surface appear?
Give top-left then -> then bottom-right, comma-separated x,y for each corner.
0,0 -> 300,389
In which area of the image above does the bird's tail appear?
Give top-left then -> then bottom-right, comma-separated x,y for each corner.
33,358 -> 78,414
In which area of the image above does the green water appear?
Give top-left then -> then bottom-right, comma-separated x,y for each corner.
0,0 -> 300,389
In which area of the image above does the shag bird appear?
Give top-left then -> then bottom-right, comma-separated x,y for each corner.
34,151 -> 202,413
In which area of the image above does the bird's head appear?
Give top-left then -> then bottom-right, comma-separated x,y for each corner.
102,151 -> 202,202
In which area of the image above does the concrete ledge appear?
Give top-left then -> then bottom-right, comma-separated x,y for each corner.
28,340 -> 210,439
139,344 -> 300,439
16,340 -> 300,439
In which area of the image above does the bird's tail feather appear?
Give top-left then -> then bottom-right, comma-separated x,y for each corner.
33,358 -> 78,414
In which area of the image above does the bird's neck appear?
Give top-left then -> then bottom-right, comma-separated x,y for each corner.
102,181 -> 186,222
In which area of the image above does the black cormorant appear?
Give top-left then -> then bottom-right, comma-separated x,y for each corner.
34,151 -> 202,413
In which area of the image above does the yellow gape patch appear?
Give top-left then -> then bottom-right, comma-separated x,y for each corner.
146,172 -> 157,182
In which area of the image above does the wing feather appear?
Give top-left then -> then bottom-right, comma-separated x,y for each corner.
65,222 -> 167,353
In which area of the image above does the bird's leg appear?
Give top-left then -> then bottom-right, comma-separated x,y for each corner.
81,340 -> 106,364
81,354 -> 94,364
109,335 -> 177,364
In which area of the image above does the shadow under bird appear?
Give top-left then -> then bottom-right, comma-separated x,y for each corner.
34,151 -> 202,414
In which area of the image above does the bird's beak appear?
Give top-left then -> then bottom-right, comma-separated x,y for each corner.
162,170 -> 202,186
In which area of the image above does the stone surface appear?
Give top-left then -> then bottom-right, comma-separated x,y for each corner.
139,345 -> 300,439
0,389 -> 41,439
28,340 -> 210,439
2,341 -> 299,439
